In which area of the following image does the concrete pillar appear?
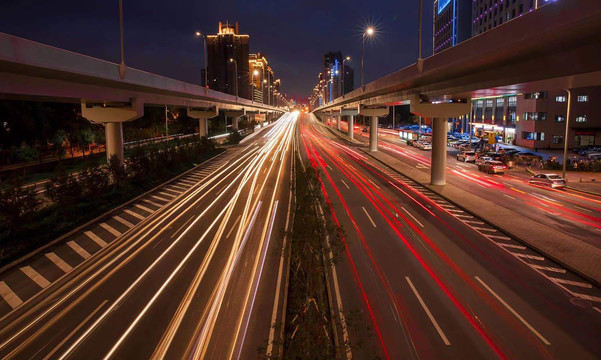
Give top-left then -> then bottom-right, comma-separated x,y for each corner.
369,116 -> 378,152
233,116 -> 240,131
199,118 -> 208,137
431,117 -> 447,185
105,122 -> 124,164
348,115 -> 354,140
336,115 -> 341,131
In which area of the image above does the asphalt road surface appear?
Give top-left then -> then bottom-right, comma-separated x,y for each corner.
302,114 -> 601,359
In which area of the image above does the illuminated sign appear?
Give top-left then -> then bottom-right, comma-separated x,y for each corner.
437,0 -> 452,14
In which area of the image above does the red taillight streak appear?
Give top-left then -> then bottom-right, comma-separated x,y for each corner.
300,125 -> 392,359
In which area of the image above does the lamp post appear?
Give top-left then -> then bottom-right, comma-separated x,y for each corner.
562,89 -> 572,180
195,31 -> 208,88
118,0 -> 126,79
229,58 -> 238,98
361,27 -> 375,89
342,56 -> 350,97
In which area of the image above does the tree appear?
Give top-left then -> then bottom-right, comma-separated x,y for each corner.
0,180 -> 40,235
227,131 -> 243,145
78,128 -> 95,159
44,169 -> 82,214
51,129 -> 68,161
128,147 -> 151,184
79,165 -> 109,196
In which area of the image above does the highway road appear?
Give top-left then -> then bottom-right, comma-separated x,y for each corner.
0,113 -> 297,359
339,120 -> 601,248
301,114 -> 601,359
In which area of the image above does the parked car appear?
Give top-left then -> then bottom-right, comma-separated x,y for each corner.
529,174 -> 566,188
457,151 -> 477,162
478,160 -> 507,174
416,141 -> 432,150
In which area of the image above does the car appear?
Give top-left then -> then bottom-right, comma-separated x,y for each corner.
476,156 -> 493,166
420,142 -> 432,150
407,139 -> 416,146
478,160 -> 507,174
457,151 -> 477,162
529,174 -> 566,188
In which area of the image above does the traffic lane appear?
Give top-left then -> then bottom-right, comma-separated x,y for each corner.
308,127 -> 601,359
0,147 -> 261,359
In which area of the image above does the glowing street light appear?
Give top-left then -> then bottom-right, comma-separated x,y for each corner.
342,56 -> 351,97
361,27 -> 375,88
195,31 -> 208,88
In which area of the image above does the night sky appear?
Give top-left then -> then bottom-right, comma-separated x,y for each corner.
0,1 -> 433,103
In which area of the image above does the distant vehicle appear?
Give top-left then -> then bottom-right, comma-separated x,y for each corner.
529,174 -> 566,188
478,160 -> 507,174
457,151 -> 477,162
476,156 -> 493,166
418,142 -> 432,150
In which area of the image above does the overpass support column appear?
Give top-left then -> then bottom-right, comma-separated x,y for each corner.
431,117 -> 447,185
225,110 -> 245,132
369,116 -> 378,151
81,99 -> 143,165
348,115 -> 354,140
358,105 -> 388,152
232,116 -> 240,131
336,115 -> 341,131
105,122 -> 124,164
188,107 -> 219,139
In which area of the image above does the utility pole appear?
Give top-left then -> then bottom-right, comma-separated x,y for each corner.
562,89 -> 572,180
118,0 -> 126,79
165,106 -> 168,137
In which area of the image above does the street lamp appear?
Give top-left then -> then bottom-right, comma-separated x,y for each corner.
362,27 -> 375,89
342,56 -> 350,97
195,31 -> 209,88
229,58 -> 238,98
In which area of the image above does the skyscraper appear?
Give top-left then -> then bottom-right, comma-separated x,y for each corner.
323,51 -> 343,101
472,0 -> 543,35
433,0 -> 472,54
343,65 -> 354,95
249,52 -> 275,104
206,21 -> 250,99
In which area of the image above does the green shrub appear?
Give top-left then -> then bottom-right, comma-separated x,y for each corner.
44,169 -> 83,215
0,180 -> 40,235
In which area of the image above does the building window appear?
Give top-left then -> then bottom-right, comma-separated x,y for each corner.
523,132 -> 544,141
508,96 -> 517,106
476,100 -> 484,108
575,115 -> 587,123
496,98 -> 504,106
524,112 -> 546,121
486,100 -> 493,108
577,95 -> 589,102
555,115 -> 566,122
524,91 -> 547,99
552,135 -> 563,144
555,95 -> 566,103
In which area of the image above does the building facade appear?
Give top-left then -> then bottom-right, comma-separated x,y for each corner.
433,0 -> 472,54
343,65 -> 354,95
249,52 -> 276,105
206,21 -> 250,99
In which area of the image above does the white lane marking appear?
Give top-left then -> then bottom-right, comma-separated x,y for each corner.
573,293 -> 601,303
168,184 -> 187,190
475,276 -> 550,345
42,300 -> 109,360
498,243 -> 527,250
100,223 -> 121,237
163,188 -> 181,194
446,209 -> 463,213
225,215 -> 242,239
84,231 -> 107,247
574,205 -> 592,213
471,226 -> 494,232
114,216 -> 134,228
124,209 -> 145,220
158,191 -> 176,198
401,207 -> 424,227
514,253 -> 545,261
151,195 -> 170,202
178,179 -> 196,185
327,164 -> 333,171
134,204 -> 154,213
463,220 -> 485,225
550,278 -> 592,288
340,179 -> 351,189
367,178 -> 380,189
20,266 -> 50,288
67,241 -> 91,259
45,253 -> 73,273
0,282 -> 22,309
488,234 -> 511,241
454,214 -> 472,218
143,199 -> 162,208
362,207 -> 377,228
529,264 -> 566,274
406,277 -> 451,346
503,194 -> 516,200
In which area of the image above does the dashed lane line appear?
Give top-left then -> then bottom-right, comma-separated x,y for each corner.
20,266 -> 50,288
362,207 -> 377,228
67,241 -> 91,260
401,207 -> 424,228
45,252 -> 73,273
114,216 -> 134,228
340,179 -> 351,189
406,277 -> 450,346
0,282 -> 22,309
124,209 -> 145,220
84,231 -> 107,247
476,276 -> 550,345
100,223 -> 121,237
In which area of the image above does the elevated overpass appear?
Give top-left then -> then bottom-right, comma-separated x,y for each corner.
313,0 -> 601,184
0,33 -> 285,162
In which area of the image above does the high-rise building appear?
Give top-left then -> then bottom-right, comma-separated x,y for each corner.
206,21 -> 250,99
323,51 -> 343,101
433,0 -> 472,54
343,65 -> 354,95
472,0 -> 554,35
249,52 -> 275,104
